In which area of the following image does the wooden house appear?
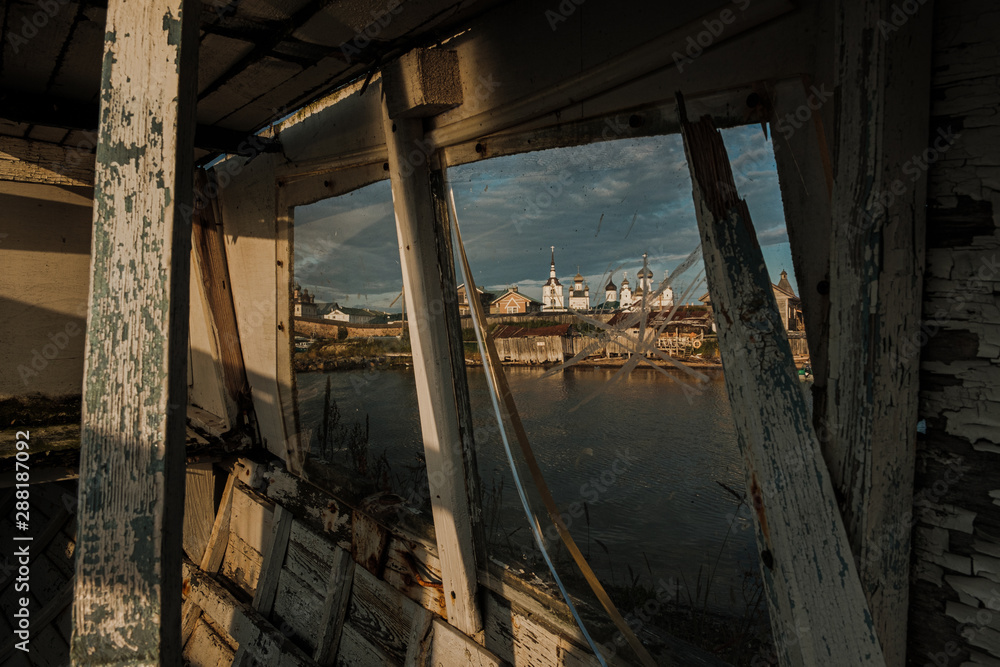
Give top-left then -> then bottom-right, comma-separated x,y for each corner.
1,1 -> 998,666
700,270 -> 803,332
489,286 -> 541,315
456,283 -> 493,315
492,323 -> 574,363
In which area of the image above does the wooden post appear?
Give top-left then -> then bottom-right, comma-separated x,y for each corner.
72,0 -> 198,664
679,106 -> 884,666
380,92 -> 483,637
767,78 -> 833,407
826,3 -> 933,664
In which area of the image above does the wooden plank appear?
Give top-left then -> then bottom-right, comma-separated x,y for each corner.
230,482 -> 275,554
314,546 -> 357,666
423,617 -> 502,667
218,152 -> 288,459
286,521 -> 340,595
222,531 -> 266,597
276,202 -> 299,471
826,2 -> 934,664
402,608 -> 434,667
347,567 -> 423,665
272,561 -> 326,652
352,509 -> 390,576
240,458 -> 354,547
381,91 -> 483,637
71,0 -> 198,663
336,622 -> 396,667
182,561 -> 314,667
240,458 -> 448,617
284,520 -> 340,598
424,0 -> 792,150
181,601 -> 204,647
184,462 -> 218,564
254,504 -> 294,616
767,76 -> 833,420
678,107 -> 884,665
0,136 -> 94,187
184,618 -> 237,667
201,472 -> 236,572
192,170 -> 249,418
188,232 -> 234,428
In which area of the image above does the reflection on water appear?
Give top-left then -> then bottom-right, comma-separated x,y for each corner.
296,365 -> 758,612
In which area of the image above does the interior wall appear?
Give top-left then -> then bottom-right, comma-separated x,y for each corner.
0,182 -> 92,398
909,0 -> 1000,664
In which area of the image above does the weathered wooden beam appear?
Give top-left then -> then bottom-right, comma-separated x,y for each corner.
382,49 -> 463,120
380,95 -> 483,636
181,561 -> 314,667
766,78 -> 833,400
201,472 -> 236,573
679,106 -> 884,666
192,170 -> 250,419
218,153 -> 290,460
0,136 -> 94,187
183,462 -> 218,564
0,90 -> 282,154
826,2 -> 933,663
313,547 -> 356,666
252,504 -> 294,616
424,0 -> 793,149
276,204 -> 299,472
71,0 -> 199,664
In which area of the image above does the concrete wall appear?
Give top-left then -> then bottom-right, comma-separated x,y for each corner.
908,2 -> 1000,664
0,182 -> 92,398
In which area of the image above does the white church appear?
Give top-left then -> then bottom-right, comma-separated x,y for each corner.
541,249 -> 674,313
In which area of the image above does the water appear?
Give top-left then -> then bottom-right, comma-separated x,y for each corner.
295,365 -> 760,613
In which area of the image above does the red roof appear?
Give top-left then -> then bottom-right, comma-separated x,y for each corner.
492,323 -> 573,339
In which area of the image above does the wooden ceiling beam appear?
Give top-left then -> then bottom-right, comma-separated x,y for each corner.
0,90 -> 282,154
196,0 -> 339,102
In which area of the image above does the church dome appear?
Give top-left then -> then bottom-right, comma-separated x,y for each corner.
605,278 -> 616,290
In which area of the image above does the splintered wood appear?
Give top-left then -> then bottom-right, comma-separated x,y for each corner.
678,104 -> 885,666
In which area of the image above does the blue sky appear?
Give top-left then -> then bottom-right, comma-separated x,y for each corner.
293,124 -> 796,311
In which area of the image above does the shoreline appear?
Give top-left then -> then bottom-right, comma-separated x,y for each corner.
294,353 -> 728,373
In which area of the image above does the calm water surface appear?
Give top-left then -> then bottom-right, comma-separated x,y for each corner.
296,365 -> 759,612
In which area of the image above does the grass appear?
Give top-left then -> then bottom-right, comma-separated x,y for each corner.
315,376 -> 392,490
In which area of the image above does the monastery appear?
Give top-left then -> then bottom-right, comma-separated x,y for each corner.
543,249 -> 674,312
